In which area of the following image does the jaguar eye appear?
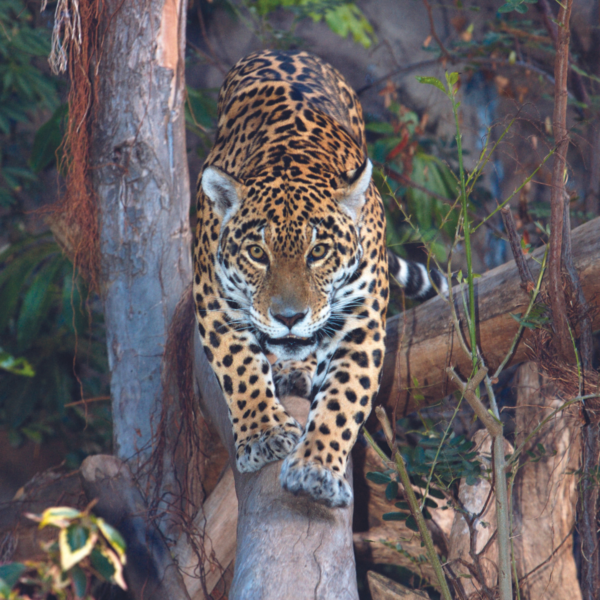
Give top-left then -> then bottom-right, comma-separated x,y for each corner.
248,245 -> 268,263
309,244 -> 327,260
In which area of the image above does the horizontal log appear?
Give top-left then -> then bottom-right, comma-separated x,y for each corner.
377,217 -> 600,416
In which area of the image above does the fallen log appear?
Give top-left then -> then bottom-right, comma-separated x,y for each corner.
378,216 -> 600,416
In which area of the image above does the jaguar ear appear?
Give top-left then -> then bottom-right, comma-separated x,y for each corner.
201,165 -> 243,220
336,158 -> 372,222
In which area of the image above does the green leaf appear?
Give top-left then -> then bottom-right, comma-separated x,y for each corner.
96,518 -> 127,562
382,511 -> 409,521
38,506 -> 82,528
0,563 -> 26,588
59,525 -> 97,571
365,121 -> 395,135
424,497 -> 439,509
366,471 -> 391,485
90,548 -> 115,582
405,515 -> 419,532
446,72 -> 459,87
69,564 -> 88,598
415,76 -> 446,94
16,254 -> 63,351
385,480 -> 398,501
30,103 -> 67,172
0,349 -> 35,376
427,487 -> 445,499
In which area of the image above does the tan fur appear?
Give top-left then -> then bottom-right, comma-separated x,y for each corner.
193,50 -> 388,507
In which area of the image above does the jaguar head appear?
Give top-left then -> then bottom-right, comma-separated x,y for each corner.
201,160 -> 372,360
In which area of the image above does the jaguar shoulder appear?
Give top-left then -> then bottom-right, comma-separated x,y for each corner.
193,50 -> 445,507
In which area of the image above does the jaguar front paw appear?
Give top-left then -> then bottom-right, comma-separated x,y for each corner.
236,421 -> 303,473
272,359 -> 315,399
279,454 -> 353,508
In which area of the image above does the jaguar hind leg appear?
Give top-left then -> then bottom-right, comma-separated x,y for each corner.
272,355 -> 317,399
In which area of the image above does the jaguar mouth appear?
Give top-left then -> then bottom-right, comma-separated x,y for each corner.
266,334 -> 316,347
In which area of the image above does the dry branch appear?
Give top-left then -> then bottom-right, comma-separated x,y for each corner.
547,0 -> 574,363
367,571 -> 430,600
377,217 -> 600,416
447,430 -> 513,598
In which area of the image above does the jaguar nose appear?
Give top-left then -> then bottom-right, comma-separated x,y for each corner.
273,310 -> 307,330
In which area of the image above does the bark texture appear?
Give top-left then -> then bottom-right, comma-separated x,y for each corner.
447,430 -> 514,597
513,362 -> 581,600
192,332 -> 359,600
79,456 -> 191,600
174,466 -> 238,599
367,571 -> 430,600
92,0 -> 191,467
377,216 -> 600,416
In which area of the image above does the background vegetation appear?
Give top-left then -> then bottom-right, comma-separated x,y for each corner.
0,0 -> 599,597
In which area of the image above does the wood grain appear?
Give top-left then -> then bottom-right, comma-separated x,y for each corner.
378,217 -> 600,416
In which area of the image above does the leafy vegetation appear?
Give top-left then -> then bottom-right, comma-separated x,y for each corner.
0,0 -> 60,206
0,236 -> 111,464
366,419 -> 482,533
0,505 -> 127,599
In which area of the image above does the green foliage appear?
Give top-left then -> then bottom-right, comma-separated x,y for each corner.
0,505 -> 127,599
366,422 -> 482,526
185,86 -> 218,161
0,236 -> 111,463
0,348 -> 34,376
249,0 -> 375,48
498,0 -> 538,14
0,0 -> 60,206
30,103 -> 68,173
368,103 -> 461,264
509,302 -> 550,329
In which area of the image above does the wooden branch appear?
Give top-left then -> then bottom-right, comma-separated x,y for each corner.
174,467 -> 238,599
367,571 -> 430,599
192,333 -> 358,600
547,0 -> 574,363
447,430 -> 514,597
377,217 -> 600,416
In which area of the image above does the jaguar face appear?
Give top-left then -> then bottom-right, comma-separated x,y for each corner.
202,162 -> 372,360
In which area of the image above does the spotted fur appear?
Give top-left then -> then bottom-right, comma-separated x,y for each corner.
193,50 -> 441,507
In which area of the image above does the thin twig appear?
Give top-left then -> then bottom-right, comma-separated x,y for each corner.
421,0 -> 452,62
446,367 -> 500,436
547,0 -> 575,363
536,0 -> 590,107
366,411 -> 454,600
500,207 -> 534,288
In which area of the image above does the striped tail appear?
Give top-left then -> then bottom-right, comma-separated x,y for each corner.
387,250 -> 448,300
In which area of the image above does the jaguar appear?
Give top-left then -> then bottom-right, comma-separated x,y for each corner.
193,50 -> 446,507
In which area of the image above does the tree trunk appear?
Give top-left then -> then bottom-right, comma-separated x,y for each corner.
513,362 -> 581,599
92,0 -> 191,470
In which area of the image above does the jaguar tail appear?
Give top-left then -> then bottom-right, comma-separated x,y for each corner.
387,250 -> 448,300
